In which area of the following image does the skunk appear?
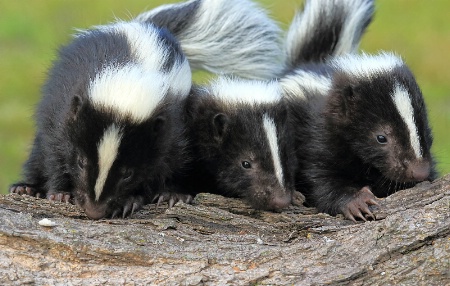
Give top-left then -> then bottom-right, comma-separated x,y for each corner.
284,0 -> 374,67
182,78 -> 297,211
136,0 -> 284,79
10,0 -> 283,219
281,0 -> 436,222
10,22 -> 191,220
282,52 -> 437,222
158,0 -> 375,210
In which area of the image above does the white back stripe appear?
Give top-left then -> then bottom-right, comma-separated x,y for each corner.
89,64 -> 167,123
114,21 -> 192,95
95,124 -> 123,201
262,114 -> 284,188
280,69 -> 331,98
209,77 -> 282,106
88,22 -> 192,98
392,84 -> 422,158
330,52 -> 404,79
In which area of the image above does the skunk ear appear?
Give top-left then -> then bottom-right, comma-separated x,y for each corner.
153,116 -> 166,134
327,73 -> 358,125
213,113 -> 229,141
69,95 -> 83,121
185,92 -> 200,120
339,84 -> 355,118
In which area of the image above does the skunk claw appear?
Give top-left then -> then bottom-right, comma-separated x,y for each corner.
111,209 -> 121,219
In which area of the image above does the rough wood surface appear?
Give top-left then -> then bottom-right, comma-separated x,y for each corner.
1,175 -> 449,285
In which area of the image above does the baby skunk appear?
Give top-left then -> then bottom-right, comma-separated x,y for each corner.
159,0 -> 374,211
136,0 -> 284,79
282,0 -> 436,222
10,21 -> 191,220
10,0 -> 283,219
283,52 -> 437,222
183,78 -> 297,211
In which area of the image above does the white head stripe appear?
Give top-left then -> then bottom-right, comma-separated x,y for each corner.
262,114 -> 284,188
392,83 -> 422,158
95,124 -> 122,201
209,77 -> 282,106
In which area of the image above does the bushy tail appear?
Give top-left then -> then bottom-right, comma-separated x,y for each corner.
135,0 -> 284,80
285,0 -> 374,69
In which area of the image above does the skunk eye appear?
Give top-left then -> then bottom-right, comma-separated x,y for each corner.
241,161 -> 252,169
376,135 -> 388,144
77,156 -> 87,170
122,169 -> 134,181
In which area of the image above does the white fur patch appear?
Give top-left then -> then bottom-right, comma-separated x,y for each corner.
336,0 -> 374,54
262,114 -> 284,188
95,124 -> 123,201
136,0 -> 283,79
391,83 -> 422,158
89,64 -> 167,123
101,22 -> 192,96
115,22 -> 191,95
165,57 -> 192,95
280,69 -> 332,98
330,52 -> 404,79
285,0 -> 321,62
112,22 -> 168,71
209,77 -> 282,106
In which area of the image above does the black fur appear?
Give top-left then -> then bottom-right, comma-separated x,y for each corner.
179,85 -> 297,211
285,55 -> 437,221
10,22 -> 190,219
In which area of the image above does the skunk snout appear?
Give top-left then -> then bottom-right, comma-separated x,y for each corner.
406,160 -> 431,182
249,182 -> 292,212
78,195 -> 109,220
267,192 -> 292,211
412,161 -> 431,181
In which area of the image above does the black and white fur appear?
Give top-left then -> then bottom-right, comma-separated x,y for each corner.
284,0 -> 374,67
182,78 -> 297,211
164,0 -> 374,211
281,0 -> 436,221
10,21 -> 191,220
282,52 -> 437,222
136,0 -> 284,79
10,0 -> 284,219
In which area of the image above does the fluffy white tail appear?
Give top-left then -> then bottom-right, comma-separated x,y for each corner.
136,0 -> 284,79
285,0 -> 374,68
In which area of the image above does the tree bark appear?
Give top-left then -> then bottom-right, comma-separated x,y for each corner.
1,174 -> 449,285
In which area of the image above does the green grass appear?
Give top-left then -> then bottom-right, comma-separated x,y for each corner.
0,0 -> 449,194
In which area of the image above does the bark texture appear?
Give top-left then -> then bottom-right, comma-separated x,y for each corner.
1,174 -> 449,285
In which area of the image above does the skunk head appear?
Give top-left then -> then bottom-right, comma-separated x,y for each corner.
326,53 -> 434,184
54,22 -> 191,219
188,78 -> 296,211
66,89 -> 179,220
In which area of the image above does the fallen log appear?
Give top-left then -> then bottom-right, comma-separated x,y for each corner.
1,174 -> 449,285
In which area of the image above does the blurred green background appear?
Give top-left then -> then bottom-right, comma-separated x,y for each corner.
0,0 -> 449,194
